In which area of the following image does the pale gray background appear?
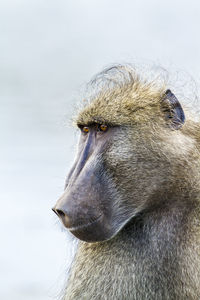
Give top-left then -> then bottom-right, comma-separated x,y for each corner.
1,0 -> 200,299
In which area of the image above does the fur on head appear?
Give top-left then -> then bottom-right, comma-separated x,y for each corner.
76,64 -> 167,127
53,64 -> 200,243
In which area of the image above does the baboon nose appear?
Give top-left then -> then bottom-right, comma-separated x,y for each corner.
52,206 -> 71,228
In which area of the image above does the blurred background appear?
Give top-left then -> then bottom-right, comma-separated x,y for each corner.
1,0 -> 200,299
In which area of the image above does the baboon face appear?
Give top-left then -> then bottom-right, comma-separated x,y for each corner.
53,73 -> 185,242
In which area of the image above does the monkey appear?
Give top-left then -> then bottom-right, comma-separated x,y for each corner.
52,64 -> 200,300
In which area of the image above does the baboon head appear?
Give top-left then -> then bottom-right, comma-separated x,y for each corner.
53,65 -> 188,242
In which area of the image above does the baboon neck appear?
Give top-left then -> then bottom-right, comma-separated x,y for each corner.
65,203 -> 200,300
128,193 -> 199,242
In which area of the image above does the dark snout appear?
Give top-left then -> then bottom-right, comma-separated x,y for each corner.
52,128 -> 113,242
52,186 -> 107,242
52,191 -> 102,231
52,157 -> 110,242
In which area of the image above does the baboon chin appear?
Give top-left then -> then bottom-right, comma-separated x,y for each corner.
53,64 -> 200,299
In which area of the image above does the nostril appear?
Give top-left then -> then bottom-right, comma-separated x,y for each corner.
52,207 -> 68,220
52,206 -> 71,227
52,207 -> 59,216
56,209 -> 66,218
52,207 -> 65,218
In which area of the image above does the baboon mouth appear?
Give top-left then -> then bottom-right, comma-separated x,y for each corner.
68,215 -> 102,232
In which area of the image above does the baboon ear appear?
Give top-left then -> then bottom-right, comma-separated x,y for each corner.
161,89 -> 185,129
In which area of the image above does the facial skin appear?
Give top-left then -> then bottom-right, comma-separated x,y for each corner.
53,120 -> 150,242
53,124 -> 120,242
52,87 -> 186,243
53,123 -> 142,242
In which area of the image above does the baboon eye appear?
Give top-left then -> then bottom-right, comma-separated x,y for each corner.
82,126 -> 89,133
98,124 -> 108,132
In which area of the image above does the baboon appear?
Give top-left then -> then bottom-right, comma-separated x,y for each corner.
53,65 -> 200,300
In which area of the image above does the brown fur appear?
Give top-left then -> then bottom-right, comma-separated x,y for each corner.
60,65 -> 200,300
